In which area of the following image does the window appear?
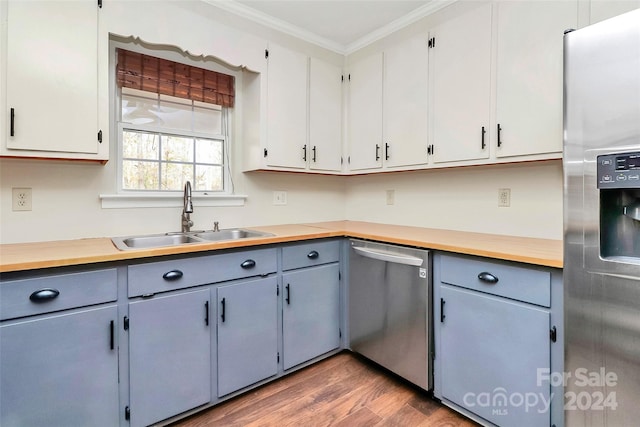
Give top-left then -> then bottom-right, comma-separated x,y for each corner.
116,48 -> 235,193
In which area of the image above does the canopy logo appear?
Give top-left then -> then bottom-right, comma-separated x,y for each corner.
462,389 -> 552,415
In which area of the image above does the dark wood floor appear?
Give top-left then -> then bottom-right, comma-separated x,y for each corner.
173,352 -> 477,427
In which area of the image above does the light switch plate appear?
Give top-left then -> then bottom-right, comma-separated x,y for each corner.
273,191 -> 287,205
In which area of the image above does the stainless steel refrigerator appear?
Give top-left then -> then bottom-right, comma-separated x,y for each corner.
563,9 -> 640,426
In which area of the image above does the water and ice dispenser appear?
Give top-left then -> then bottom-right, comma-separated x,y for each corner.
597,152 -> 640,259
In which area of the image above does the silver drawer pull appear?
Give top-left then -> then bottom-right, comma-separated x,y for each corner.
478,272 -> 499,284
241,259 -> 256,269
29,288 -> 60,302
162,270 -> 183,281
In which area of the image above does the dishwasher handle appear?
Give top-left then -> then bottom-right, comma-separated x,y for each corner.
352,246 -> 424,266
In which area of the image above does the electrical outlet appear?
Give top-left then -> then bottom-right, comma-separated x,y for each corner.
273,191 -> 287,206
498,188 -> 511,207
12,188 -> 32,211
386,190 -> 395,205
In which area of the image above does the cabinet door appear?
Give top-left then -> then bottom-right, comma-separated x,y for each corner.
6,0 -> 98,154
384,33 -> 430,168
440,285 -> 550,427
590,0 -> 640,24
282,263 -> 340,370
217,276 -> 278,396
348,53 -> 383,171
495,0 -> 577,158
1,306 -> 118,427
129,289 -> 211,427
266,43 -> 308,169
430,3 -> 491,164
309,57 -> 343,172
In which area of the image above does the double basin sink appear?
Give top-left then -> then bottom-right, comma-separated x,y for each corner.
111,229 -> 274,251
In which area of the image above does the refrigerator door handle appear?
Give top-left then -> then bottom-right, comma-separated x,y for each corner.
352,246 -> 424,266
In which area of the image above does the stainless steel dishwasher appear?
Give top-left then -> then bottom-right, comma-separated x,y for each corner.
349,239 -> 431,390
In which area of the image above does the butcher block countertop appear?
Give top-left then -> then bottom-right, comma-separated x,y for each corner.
0,221 -> 563,273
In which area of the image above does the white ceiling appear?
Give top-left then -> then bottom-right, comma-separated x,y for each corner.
211,0 -> 455,54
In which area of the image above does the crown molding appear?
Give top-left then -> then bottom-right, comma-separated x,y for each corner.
344,0 -> 457,54
205,0 -> 347,54
204,0 -> 457,56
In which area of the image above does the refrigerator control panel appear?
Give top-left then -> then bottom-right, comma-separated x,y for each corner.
597,152 -> 640,189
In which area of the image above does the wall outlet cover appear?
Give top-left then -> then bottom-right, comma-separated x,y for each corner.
12,188 -> 32,211
386,190 -> 395,205
498,188 -> 511,207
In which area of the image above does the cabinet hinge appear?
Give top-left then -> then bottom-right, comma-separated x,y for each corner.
428,37 -> 436,48
347,156 -> 351,164
277,352 -> 280,363
97,0 -> 102,8
97,129 -> 102,143
125,406 -> 130,420
123,316 -> 129,331
550,326 -> 557,343
265,49 -> 269,59
341,75 -> 344,82
338,271 -> 341,281
339,328 -> 342,338
264,148 -> 268,157
277,285 -> 279,296
348,74 -> 351,81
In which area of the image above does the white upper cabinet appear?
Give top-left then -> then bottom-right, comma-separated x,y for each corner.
3,0 -> 103,160
590,0 -> 640,24
429,3 -> 492,164
383,33 -> 430,169
265,43 -> 308,169
347,52 -> 384,171
309,57 -> 343,172
245,43 -> 343,173
495,0 -> 577,158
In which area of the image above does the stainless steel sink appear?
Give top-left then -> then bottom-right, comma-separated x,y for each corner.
194,229 -> 270,241
111,229 -> 274,250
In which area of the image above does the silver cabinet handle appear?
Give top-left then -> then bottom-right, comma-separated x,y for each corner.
353,246 -> 423,266
29,288 -> 60,302
478,272 -> 499,284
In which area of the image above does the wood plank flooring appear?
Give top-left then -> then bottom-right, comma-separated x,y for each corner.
172,352 -> 478,427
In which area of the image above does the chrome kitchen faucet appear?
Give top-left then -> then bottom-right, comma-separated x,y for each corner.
181,181 -> 194,232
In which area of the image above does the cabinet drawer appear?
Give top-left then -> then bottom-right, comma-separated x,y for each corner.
0,269 -> 117,321
128,248 -> 277,297
439,254 -> 550,307
282,240 -> 340,271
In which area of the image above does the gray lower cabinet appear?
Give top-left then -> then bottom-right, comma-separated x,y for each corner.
434,253 -> 561,427
282,263 -> 341,370
0,305 -> 119,427
440,286 -> 550,426
128,289 -> 211,427
216,276 -> 278,397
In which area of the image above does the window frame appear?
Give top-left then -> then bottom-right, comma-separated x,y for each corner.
116,113 -> 230,194
101,37 -> 247,209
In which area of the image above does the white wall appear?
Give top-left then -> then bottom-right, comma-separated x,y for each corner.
0,157 -> 346,243
345,161 -> 563,240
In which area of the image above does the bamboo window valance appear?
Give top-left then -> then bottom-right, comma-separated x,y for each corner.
116,49 -> 235,108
